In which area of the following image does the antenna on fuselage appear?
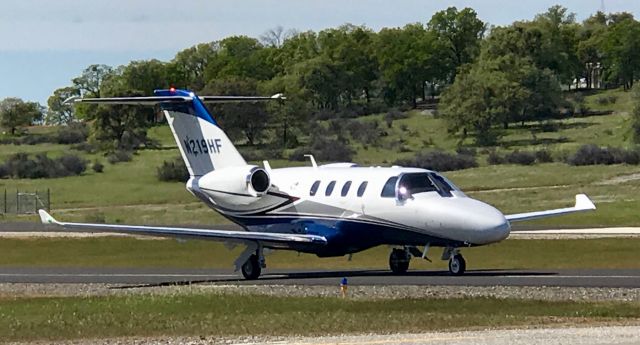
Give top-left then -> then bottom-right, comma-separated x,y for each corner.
304,154 -> 318,169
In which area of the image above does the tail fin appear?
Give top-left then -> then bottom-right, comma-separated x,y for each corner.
156,89 -> 245,176
66,89 -> 284,177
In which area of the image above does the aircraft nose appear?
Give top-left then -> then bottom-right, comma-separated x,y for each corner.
471,202 -> 510,244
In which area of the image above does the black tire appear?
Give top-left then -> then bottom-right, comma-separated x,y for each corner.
448,254 -> 466,276
389,249 -> 410,274
241,254 -> 261,280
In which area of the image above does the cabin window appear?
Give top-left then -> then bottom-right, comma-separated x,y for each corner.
325,181 -> 336,196
341,181 -> 352,197
381,176 -> 399,198
310,181 -> 321,196
357,181 -> 368,197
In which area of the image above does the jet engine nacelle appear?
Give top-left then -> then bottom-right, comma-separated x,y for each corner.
198,165 -> 271,204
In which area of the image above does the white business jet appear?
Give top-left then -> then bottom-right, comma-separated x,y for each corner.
38,88 -> 596,279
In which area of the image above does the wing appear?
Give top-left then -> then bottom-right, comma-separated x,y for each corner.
38,210 -> 326,247
505,194 -> 596,223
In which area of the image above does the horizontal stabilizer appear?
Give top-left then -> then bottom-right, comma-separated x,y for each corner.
505,194 -> 596,223
38,210 -> 326,246
64,92 -> 285,106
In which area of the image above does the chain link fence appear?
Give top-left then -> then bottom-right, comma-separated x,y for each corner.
0,189 -> 50,214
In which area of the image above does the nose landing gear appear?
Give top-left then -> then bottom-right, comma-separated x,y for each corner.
443,247 -> 466,276
448,253 -> 466,275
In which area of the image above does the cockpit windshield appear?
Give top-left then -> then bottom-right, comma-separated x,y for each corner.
398,173 -> 438,195
397,173 -> 457,198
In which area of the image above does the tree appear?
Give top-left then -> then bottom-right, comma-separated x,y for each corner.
259,26 -> 297,48
428,7 -> 485,82
439,53 -> 561,144
72,64 -> 113,97
632,84 -> 640,144
376,24 -> 437,107
577,12 -> 608,89
532,6 -> 581,85
0,98 -> 43,135
46,86 -> 80,125
201,77 -> 269,145
82,77 -> 154,151
119,59 -> 168,95
600,14 -> 640,90
439,60 -> 527,145
166,43 -> 217,91
204,36 -> 275,81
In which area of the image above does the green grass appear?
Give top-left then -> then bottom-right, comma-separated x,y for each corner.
0,293 -> 638,342
1,237 -> 639,270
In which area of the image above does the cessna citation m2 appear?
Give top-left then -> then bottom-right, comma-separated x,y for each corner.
38,88 -> 596,279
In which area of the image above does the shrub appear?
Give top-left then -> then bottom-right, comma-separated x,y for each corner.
346,120 -> 382,146
21,134 -> 54,145
0,153 -> 86,178
107,150 -> 133,164
71,142 -> 97,153
384,109 -> 408,128
505,150 -> 536,165
92,161 -> 104,173
0,164 -> 8,178
567,144 -> 640,166
59,154 -> 87,175
289,136 -> 355,162
539,121 -> 559,132
535,150 -> 554,163
157,157 -> 189,182
395,151 -> 477,172
596,95 -> 618,105
487,151 -> 504,165
56,123 -> 88,144
237,147 -> 284,161
456,147 -> 477,157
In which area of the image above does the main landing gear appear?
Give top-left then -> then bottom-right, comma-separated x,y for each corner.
235,242 -> 266,280
388,246 -> 467,276
241,254 -> 262,280
389,248 -> 410,274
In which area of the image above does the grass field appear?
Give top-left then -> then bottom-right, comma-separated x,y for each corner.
1,237 -> 639,270
0,293 -> 638,342
0,88 -> 638,227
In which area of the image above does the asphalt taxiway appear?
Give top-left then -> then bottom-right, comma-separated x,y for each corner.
1,267 -> 639,287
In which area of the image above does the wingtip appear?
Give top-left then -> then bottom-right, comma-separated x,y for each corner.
62,96 -> 81,105
575,194 -> 596,210
38,209 -> 58,225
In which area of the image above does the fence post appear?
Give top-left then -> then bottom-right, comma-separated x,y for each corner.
15,189 -> 19,214
47,188 -> 50,212
3,189 -> 6,214
34,189 -> 38,213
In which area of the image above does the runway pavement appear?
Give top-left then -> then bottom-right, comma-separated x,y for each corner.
1,267 -> 640,287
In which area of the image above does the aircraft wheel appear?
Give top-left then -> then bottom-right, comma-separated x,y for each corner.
448,254 -> 466,276
241,254 -> 261,280
389,249 -> 410,274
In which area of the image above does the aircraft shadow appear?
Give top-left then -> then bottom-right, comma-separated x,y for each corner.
112,268 -> 557,289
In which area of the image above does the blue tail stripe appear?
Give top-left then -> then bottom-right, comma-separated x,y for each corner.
154,89 -> 217,126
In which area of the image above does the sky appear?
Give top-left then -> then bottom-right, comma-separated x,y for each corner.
1,0 -> 639,105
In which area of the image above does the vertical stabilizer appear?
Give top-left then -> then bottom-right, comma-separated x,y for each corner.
156,89 -> 246,177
